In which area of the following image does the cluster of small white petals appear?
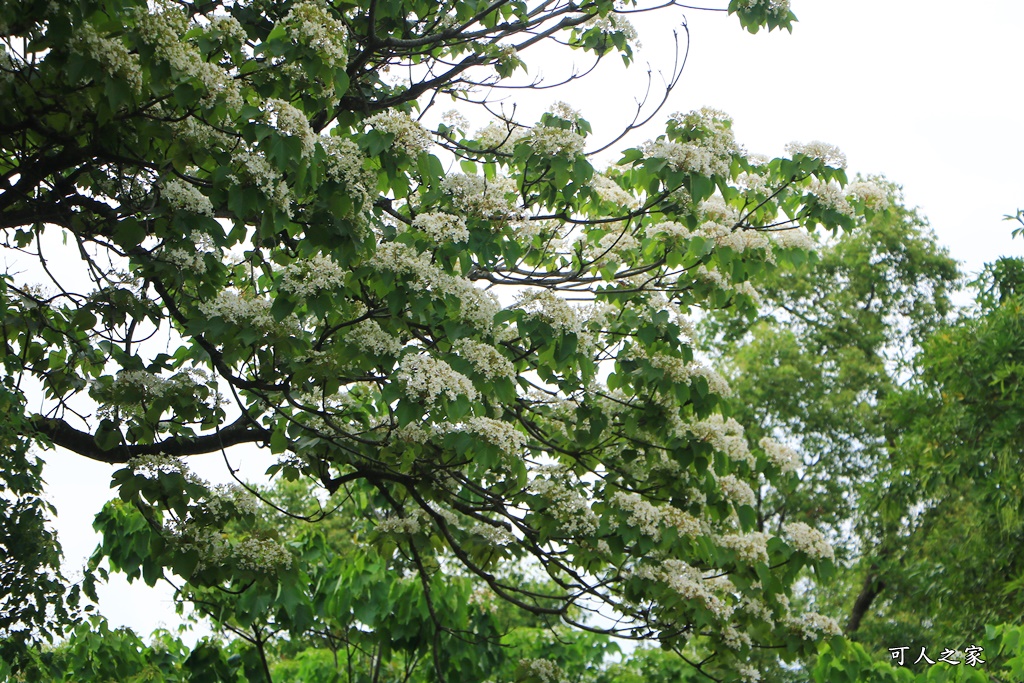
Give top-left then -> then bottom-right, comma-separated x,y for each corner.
468,522 -> 515,546
698,221 -> 771,254
722,624 -> 754,650
700,195 -> 741,225
231,148 -> 292,216
207,15 -> 247,43
759,437 -> 800,474
475,121 -> 529,152
348,319 -> 403,356
687,414 -> 753,466
592,229 -> 640,258
527,125 -> 586,157
234,537 -> 293,572
280,254 -> 347,297
320,136 -> 373,201
453,338 -> 515,381
441,173 -> 520,219
199,291 -> 299,334
395,353 -> 478,404
74,23 -> 142,91
785,611 -> 842,640
717,531 -> 769,563
370,242 -> 500,329
772,227 -> 817,251
518,659 -> 567,683
590,173 -> 638,209
741,595 -> 775,627
162,230 -> 217,274
645,220 -> 692,242
645,353 -> 732,397
436,417 -> 526,457
634,559 -> 733,619
377,511 -> 427,535
283,1 -> 349,67
641,139 -> 731,178
611,492 -> 662,538
135,2 -> 242,109
105,370 -> 199,400
412,212 -> 469,243
162,179 -> 214,216
661,506 -> 704,538
845,180 -> 890,210
128,453 -> 192,477
809,179 -> 854,217
267,98 -> 316,157
735,171 -> 768,194
737,664 -> 761,683
718,474 -> 756,508
515,289 -> 582,335
583,13 -> 640,46
738,0 -> 790,14
695,264 -> 729,290
441,110 -> 469,130
529,468 -> 598,535
783,522 -> 835,561
786,140 -> 846,168
365,111 -> 433,156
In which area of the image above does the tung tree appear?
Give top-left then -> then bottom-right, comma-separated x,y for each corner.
0,0 -> 886,678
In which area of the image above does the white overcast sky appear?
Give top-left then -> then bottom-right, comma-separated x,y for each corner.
41,0 -> 1024,640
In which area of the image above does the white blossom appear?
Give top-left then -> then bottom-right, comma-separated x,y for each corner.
759,437 -> 800,474
411,211 -> 469,243
162,179 -> 214,217
783,521 -> 835,561
283,0 -> 349,67
365,110 -> 433,156
786,140 -> 846,168
395,353 -> 478,404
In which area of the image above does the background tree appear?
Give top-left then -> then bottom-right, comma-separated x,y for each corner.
1,0 -> 887,679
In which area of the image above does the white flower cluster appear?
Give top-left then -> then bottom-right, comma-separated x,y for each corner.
231,148 -> 293,216
441,173 -> 520,219
808,179 -> 854,217
267,98 -> 316,157
475,120 -> 529,152
785,611 -> 842,640
470,522 -> 515,546
234,536 -> 293,572
320,135 -> 373,206
782,522 -> 835,561
370,242 -> 500,329
283,0 -> 349,68
590,173 -> 638,209
128,453 -> 194,477
514,289 -> 582,336
716,531 -> 769,563
722,624 -> 754,651
377,511 -> 428,535
527,125 -> 586,157
528,467 -> 598,535
135,1 -> 242,109
583,13 -> 640,46
645,354 -> 733,398
697,221 -> 772,254
207,15 -> 248,43
737,0 -> 791,15
785,140 -> 847,169
162,230 -> 218,274
699,195 -> 740,225
104,369 -> 198,400
280,253 -> 347,297
411,211 -> 469,243
441,110 -> 469,131
441,417 -> 527,457
737,664 -> 761,683
634,559 -> 733,619
453,338 -> 515,381
718,473 -> 756,508
162,179 -> 214,217
348,319 -> 403,356
641,109 -> 738,178
687,414 -> 754,467
74,23 -> 143,92
365,110 -> 433,156
199,291 -> 299,335
611,491 -> 662,538
518,659 -> 567,683
759,437 -> 800,474
845,180 -> 890,210
772,227 -> 817,251
395,353 -> 478,404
